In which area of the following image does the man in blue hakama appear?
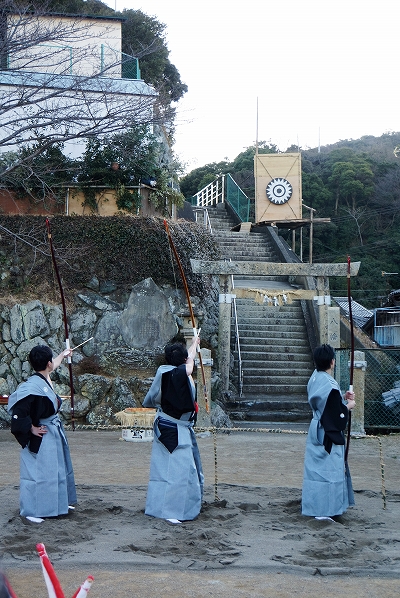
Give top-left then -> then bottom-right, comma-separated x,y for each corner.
143,337 -> 204,523
8,345 -> 77,521
302,344 -> 356,518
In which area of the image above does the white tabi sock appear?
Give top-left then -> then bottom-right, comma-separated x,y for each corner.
26,516 -> 44,523
315,516 -> 336,522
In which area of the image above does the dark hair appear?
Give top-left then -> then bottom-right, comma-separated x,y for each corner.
29,345 -> 53,372
313,344 -> 335,372
164,342 -> 188,366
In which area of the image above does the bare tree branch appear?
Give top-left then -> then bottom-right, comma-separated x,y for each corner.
0,1 -> 164,179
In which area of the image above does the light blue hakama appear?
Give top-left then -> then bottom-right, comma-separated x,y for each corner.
8,375 -> 77,519
302,370 -> 354,517
143,364 -> 204,521
19,414 -> 77,518
145,412 -> 204,521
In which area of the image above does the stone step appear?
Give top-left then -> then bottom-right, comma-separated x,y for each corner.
220,254 -> 276,261
234,327 -> 307,337
218,237 -> 273,244
219,247 -> 274,255
221,255 -> 273,263
235,355 -> 313,365
217,236 -> 274,244
242,364 -> 312,374
235,300 -> 303,309
233,354 -> 314,364
236,318 -> 305,325
233,277 -> 283,283
217,237 -> 271,244
229,409 -> 311,423
234,313 -> 305,321
240,383 -> 308,394
225,398 -> 311,423
239,371 -> 311,382
234,311 -> 304,320
242,373 -> 310,384
234,275 -> 293,282
214,229 -> 266,235
239,340 -> 310,350
220,249 -> 273,255
236,312 -> 305,321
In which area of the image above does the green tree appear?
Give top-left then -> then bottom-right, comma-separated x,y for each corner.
77,126 -> 160,212
179,162 -> 230,198
119,9 -> 187,105
0,143 -> 77,205
325,150 -> 374,214
179,142 -> 279,199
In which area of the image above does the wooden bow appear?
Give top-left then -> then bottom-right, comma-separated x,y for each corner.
164,219 -> 210,413
345,254 -> 355,461
46,218 -> 75,429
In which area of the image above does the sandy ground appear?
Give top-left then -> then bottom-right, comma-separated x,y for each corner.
1,426 -> 400,597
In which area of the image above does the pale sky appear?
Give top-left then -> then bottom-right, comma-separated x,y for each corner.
107,0 -> 399,172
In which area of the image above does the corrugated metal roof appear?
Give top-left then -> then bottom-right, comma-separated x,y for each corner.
333,297 -> 373,328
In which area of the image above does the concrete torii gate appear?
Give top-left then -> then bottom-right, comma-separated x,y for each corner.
191,259 -> 361,392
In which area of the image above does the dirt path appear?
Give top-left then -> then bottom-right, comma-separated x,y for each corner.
1,428 -> 400,597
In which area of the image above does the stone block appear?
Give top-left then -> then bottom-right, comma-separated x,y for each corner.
119,278 -> 177,349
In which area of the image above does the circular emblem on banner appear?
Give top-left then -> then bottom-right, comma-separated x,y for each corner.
266,178 -> 293,204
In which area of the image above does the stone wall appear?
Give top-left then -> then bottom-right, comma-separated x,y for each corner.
0,276 -> 220,428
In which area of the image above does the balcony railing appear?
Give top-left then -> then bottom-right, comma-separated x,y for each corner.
4,45 -> 141,80
121,52 -> 141,80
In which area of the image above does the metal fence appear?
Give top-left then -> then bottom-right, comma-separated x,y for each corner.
336,348 -> 400,430
121,52 -> 141,79
225,174 -> 250,222
189,174 -> 251,223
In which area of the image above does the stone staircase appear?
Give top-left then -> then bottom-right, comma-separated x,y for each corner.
206,203 -> 314,423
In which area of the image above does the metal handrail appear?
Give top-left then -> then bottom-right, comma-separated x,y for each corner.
193,207 -> 213,233
230,269 -> 243,397
191,175 -> 225,207
190,173 -> 251,224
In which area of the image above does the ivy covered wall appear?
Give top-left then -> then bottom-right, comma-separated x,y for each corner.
0,215 -> 219,302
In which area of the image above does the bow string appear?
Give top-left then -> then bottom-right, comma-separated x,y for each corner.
345,254 -> 354,461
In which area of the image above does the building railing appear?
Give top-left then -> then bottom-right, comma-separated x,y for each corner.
6,44 -> 141,80
189,174 -> 251,223
193,207 -> 213,233
190,175 -> 225,208
121,52 -> 141,80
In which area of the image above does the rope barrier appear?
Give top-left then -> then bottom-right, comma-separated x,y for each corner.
212,427 -> 219,502
371,435 -> 387,510
63,423 -> 392,510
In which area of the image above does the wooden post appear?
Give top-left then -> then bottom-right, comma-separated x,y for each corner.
351,350 -> 366,435
300,227 -> 303,262
218,274 -> 233,393
302,203 -> 316,264
196,347 -> 212,427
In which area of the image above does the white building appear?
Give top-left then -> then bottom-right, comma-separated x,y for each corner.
0,10 -> 157,157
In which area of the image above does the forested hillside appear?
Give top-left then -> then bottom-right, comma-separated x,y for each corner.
180,132 -> 400,308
